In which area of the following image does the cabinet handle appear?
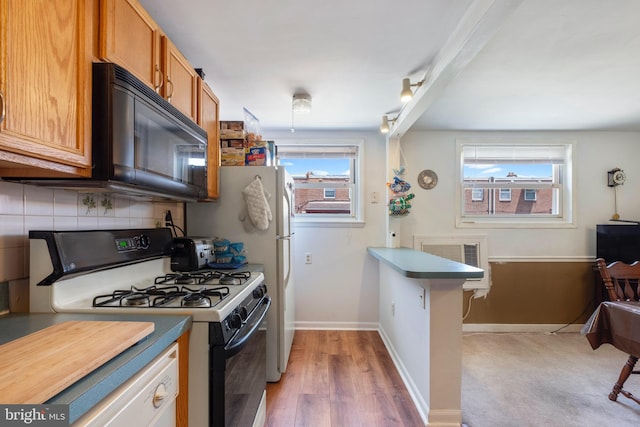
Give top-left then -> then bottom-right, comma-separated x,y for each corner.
154,64 -> 163,93
0,90 -> 4,125
166,77 -> 174,102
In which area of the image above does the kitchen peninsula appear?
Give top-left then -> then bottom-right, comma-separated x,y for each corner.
368,247 -> 483,427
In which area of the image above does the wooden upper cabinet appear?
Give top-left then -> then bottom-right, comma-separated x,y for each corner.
198,80 -> 220,200
0,0 -> 93,177
99,0 -> 198,122
99,0 -> 162,92
162,36 -> 198,122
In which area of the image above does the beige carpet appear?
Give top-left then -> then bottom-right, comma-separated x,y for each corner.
462,332 -> 640,427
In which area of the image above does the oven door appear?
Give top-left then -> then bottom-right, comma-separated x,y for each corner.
211,296 -> 271,426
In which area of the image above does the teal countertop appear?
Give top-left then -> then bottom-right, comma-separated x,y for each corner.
0,313 -> 192,424
368,247 -> 484,279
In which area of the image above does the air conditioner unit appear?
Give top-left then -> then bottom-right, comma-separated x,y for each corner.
413,235 -> 490,294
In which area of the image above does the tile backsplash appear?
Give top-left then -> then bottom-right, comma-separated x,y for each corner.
0,180 -> 184,286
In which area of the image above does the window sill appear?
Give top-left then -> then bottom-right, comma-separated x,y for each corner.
456,218 -> 577,229
293,218 -> 365,228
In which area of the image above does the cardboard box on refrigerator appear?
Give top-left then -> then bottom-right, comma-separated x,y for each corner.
220,129 -> 246,139
220,139 -> 246,149
220,121 -> 244,131
221,147 -> 246,166
245,146 -> 267,166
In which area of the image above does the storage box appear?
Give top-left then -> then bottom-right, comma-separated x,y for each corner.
220,121 -> 244,131
220,139 -> 246,149
245,146 -> 267,166
220,129 -> 246,139
221,147 -> 245,166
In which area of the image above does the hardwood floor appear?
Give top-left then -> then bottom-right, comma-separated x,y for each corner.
266,330 -> 424,427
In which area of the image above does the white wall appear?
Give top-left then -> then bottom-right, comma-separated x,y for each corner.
264,130 -> 387,328
395,131 -> 640,259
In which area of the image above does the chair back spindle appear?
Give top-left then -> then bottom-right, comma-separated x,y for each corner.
596,258 -> 640,301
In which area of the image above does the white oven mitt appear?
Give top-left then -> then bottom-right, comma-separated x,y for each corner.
242,177 -> 272,231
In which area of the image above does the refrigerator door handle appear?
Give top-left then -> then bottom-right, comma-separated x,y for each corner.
276,233 -> 295,240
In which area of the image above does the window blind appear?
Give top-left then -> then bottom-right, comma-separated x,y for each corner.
276,145 -> 358,159
462,144 -> 569,164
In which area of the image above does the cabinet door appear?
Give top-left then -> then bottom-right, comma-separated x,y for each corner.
162,36 -> 198,122
99,0 -> 162,92
198,80 -> 220,200
0,0 -> 92,176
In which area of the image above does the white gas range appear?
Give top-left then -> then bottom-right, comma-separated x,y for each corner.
29,228 -> 269,427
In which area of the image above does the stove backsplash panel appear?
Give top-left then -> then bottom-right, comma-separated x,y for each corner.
0,180 -> 184,308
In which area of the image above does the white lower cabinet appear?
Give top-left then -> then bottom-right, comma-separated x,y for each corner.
73,343 -> 179,427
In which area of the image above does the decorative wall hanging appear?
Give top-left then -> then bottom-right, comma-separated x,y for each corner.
417,169 -> 438,190
387,166 -> 415,217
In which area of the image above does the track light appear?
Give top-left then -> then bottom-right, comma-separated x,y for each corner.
380,115 -> 398,134
400,77 -> 424,103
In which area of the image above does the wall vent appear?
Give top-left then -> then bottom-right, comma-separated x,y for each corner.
413,235 -> 490,293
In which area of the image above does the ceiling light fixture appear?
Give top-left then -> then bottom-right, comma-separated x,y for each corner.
400,77 -> 425,103
291,92 -> 312,133
380,115 -> 398,134
292,93 -> 312,114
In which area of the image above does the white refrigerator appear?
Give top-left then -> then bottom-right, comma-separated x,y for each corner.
186,165 -> 295,382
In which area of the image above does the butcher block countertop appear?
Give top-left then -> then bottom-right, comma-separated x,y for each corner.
0,313 -> 191,424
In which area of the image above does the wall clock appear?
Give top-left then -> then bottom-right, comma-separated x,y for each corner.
418,169 -> 438,190
608,168 -> 626,187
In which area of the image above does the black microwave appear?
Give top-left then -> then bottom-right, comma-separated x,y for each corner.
91,62 -> 208,200
11,62 -> 208,201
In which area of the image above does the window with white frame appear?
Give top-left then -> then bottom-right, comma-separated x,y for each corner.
456,140 -> 574,227
471,188 -> 484,201
276,140 -> 363,223
324,188 -> 336,199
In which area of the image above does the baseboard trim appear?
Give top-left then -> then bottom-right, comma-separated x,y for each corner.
428,409 -> 464,427
295,321 -> 586,334
294,321 -> 378,330
462,323 -> 585,333
378,326 -> 429,425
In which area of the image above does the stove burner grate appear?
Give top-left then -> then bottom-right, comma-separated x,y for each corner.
155,271 -> 222,286
93,285 -> 178,307
92,281 -> 233,309
216,271 -> 251,286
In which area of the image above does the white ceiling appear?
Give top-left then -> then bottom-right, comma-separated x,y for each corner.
139,0 -> 640,134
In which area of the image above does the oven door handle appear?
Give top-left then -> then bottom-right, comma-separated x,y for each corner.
224,296 -> 271,358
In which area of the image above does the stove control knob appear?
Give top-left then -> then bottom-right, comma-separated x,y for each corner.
228,313 -> 243,329
253,287 -> 265,299
238,306 -> 249,320
138,234 -> 150,249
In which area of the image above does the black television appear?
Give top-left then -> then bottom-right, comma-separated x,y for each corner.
596,224 -> 640,264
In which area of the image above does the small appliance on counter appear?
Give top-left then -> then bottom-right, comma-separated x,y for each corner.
170,237 -> 247,271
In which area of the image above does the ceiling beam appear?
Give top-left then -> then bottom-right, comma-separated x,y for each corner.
390,0 -> 525,138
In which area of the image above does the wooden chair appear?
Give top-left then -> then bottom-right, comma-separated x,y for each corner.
595,257 -> 640,404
